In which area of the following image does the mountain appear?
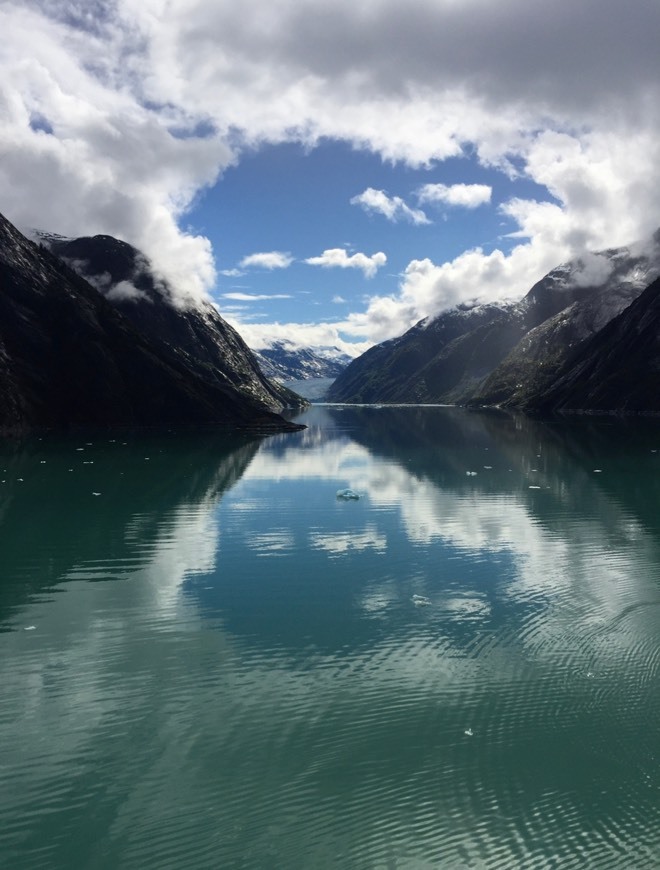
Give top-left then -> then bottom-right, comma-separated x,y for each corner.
328,237 -> 660,408
251,340 -> 351,382
38,233 -> 303,413
527,275 -> 660,414
0,211 -> 301,433
471,238 -> 660,408
327,301 -> 527,403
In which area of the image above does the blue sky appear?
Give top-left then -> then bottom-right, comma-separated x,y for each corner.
2,1 -> 660,354
189,140 -> 552,339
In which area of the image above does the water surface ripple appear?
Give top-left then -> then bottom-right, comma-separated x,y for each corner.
2,409 -> 660,868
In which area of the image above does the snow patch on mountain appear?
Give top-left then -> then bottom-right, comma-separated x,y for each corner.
251,340 -> 352,381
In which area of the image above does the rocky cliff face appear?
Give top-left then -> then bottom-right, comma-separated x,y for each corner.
0,212 -> 301,433
472,239 -> 660,408
39,233 -> 304,413
528,275 -> 660,414
328,236 -> 660,410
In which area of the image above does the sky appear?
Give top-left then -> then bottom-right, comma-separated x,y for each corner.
1,0 -> 660,356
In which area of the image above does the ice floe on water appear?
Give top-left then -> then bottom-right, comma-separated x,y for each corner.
412,594 -> 431,607
336,488 -> 360,500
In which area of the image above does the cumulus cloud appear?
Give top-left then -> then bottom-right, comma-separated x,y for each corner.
350,188 -> 429,225
1,0 -> 660,333
228,319 -> 371,358
305,248 -> 387,278
417,183 -> 492,208
338,240 -> 572,342
238,251 -> 293,269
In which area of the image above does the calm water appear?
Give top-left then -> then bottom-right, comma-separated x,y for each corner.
3,406 -> 660,869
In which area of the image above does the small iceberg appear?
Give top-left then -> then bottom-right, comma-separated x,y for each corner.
336,488 -> 360,500
466,471 -> 478,477
412,594 -> 431,607
464,728 -> 474,737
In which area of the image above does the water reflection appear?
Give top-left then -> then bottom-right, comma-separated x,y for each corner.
2,409 -> 660,868
220,406 -> 660,649
0,431 -> 259,622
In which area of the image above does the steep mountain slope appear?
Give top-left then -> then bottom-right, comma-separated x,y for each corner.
39,233 -> 303,412
328,239 -> 660,406
0,212 -> 300,432
472,238 -> 660,407
252,340 -> 351,381
327,302 -> 526,403
528,275 -> 660,414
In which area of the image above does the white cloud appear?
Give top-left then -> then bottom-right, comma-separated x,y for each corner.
1,0 -> 660,335
222,292 -> 292,301
220,268 -> 244,277
305,248 -> 386,278
227,319 -> 371,358
332,295 -> 347,303
338,239 -> 569,342
238,251 -> 293,269
350,188 -> 429,225
417,183 -> 492,208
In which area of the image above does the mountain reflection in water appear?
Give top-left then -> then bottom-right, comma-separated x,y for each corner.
2,407 -> 660,869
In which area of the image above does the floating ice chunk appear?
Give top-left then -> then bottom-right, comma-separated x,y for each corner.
464,728 -> 474,737
24,626 -> 36,631
76,448 -> 84,451
336,488 -> 360,500
483,466 -> 492,470
92,492 -> 101,496
40,461 -> 46,464
412,594 -> 431,606
466,471 -> 478,476
16,478 -> 23,482
529,485 -> 541,490
593,469 -> 602,473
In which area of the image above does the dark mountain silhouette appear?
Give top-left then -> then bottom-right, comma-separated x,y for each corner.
40,233 -> 303,412
0,211 -> 302,433
529,275 -> 660,414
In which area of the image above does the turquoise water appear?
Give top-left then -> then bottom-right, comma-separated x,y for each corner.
2,406 -> 660,868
